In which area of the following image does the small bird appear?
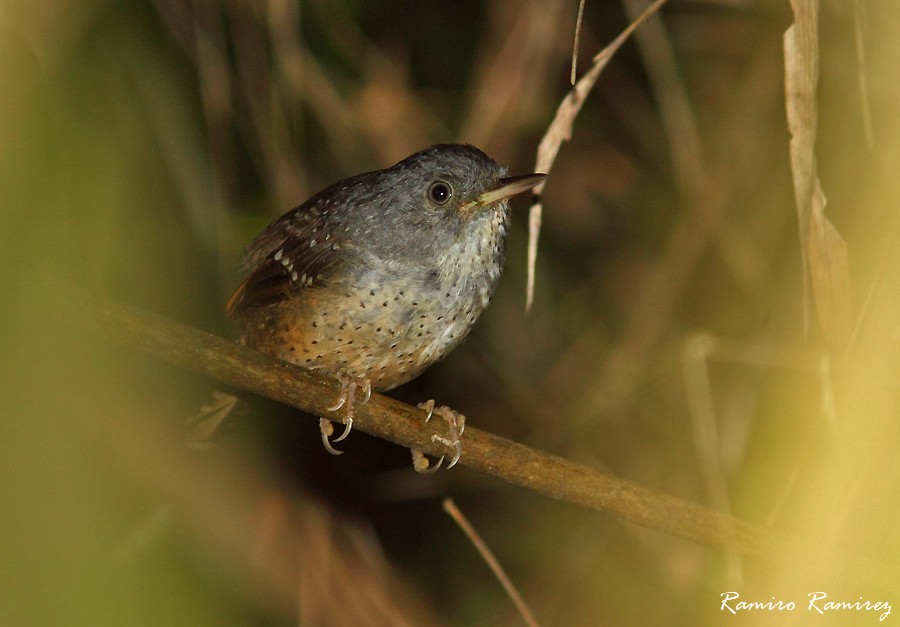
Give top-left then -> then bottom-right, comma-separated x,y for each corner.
226,144 -> 544,469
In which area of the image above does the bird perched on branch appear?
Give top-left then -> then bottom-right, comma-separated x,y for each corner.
225,144 -> 544,470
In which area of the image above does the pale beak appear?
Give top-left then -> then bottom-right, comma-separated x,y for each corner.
477,173 -> 547,206
461,173 -> 546,213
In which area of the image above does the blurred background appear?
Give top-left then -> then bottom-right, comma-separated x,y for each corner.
2,0 -> 899,625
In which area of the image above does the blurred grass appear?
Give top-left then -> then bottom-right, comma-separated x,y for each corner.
2,0 -> 899,625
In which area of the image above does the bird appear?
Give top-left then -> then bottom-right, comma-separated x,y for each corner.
225,144 -> 545,470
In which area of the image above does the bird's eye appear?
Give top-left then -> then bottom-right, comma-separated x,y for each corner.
428,181 -> 452,205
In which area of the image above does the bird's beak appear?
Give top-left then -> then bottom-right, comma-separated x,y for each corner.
462,173 -> 546,213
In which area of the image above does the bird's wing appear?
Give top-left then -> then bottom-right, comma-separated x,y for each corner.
225,210 -> 350,319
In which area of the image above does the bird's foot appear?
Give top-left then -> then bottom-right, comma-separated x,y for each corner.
411,400 -> 466,473
321,375 -> 372,454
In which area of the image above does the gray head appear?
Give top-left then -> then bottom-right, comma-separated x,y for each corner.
330,144 -> 544,261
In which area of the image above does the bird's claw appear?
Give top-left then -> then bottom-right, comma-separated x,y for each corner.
414,401 -> 465,472
411,448 -> 443,473
319,418 -> 344,455
321,376 -> 372,452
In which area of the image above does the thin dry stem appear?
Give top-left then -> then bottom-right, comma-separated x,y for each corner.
527,0 -> 669,310
443,498 -> 540,627
570,0 -> 586,85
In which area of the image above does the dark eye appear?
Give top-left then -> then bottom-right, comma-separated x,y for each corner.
428,181 -> 452,205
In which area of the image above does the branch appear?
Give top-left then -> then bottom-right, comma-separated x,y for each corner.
87,298 -> 777,558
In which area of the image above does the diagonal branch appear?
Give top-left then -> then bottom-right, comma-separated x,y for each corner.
88,298 -> 777,558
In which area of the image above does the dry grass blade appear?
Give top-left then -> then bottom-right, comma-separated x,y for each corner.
784,0 -> 852,346
443,499 -> 540,627
807,181 -> 852,346
526,0 -> 669,310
